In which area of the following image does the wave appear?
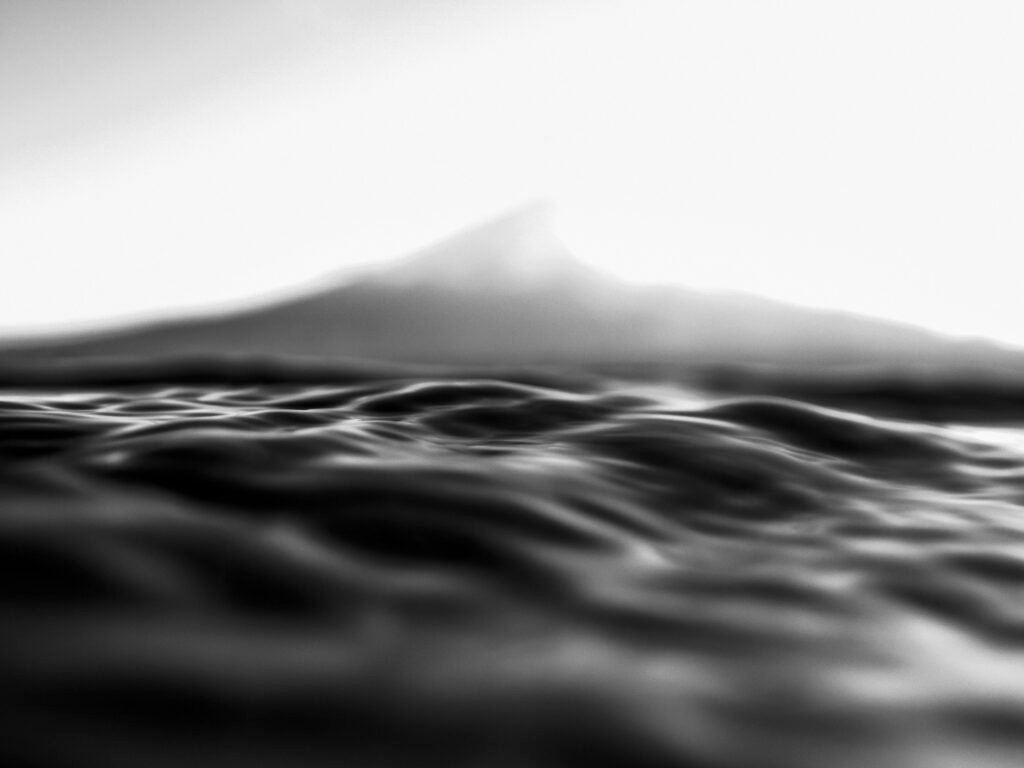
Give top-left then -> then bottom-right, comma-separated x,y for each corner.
3,374 -> 1024,767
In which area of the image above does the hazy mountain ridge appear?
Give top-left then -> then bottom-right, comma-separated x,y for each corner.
1,204 -> 1018,375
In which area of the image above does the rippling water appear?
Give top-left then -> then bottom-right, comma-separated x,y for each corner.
4,372 -> 1024,767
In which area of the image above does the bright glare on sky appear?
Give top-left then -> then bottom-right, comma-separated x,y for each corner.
1,0 -> 1023,344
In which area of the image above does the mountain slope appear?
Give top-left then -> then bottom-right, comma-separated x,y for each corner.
1,203 -> 1017,373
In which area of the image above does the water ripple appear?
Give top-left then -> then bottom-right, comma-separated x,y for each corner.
3,376 -> 1024,767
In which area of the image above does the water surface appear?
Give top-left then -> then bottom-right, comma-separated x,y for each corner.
3,374 -> 1024,767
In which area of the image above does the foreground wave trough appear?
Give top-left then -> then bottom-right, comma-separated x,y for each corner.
4,372 -> 1024,767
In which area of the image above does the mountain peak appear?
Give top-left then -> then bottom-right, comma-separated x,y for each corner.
365,200 -> 598,291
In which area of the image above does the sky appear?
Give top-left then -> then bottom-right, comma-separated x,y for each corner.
1,0 -> 1023,344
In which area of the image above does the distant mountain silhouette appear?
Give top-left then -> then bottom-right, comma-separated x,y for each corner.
2,202 -> 1020,375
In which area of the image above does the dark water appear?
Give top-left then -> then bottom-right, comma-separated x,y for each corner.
3,373 -> 1024,767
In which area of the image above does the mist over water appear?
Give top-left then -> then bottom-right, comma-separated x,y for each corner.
4,368 -> 1024,767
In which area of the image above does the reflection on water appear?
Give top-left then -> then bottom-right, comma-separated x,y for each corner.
3,373 -> 1024,767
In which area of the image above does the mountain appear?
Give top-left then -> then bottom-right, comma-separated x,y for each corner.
1,202 -> 1020,377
